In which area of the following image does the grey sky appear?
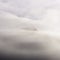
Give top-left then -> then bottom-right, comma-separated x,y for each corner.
0,0 -> 60,31
0,0 -> 59,20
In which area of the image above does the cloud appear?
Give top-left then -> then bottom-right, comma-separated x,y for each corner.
0,0 -> 59,20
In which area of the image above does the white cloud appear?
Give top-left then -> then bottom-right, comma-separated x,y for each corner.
0,0 -> 60,32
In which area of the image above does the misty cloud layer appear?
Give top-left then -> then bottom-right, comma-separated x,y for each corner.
0,0 -> 59,20
0,0 -> 60,59
0,0 -> 60,32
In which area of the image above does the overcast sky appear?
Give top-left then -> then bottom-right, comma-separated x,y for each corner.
0,0 -> 60,20
0,0 -> 60,32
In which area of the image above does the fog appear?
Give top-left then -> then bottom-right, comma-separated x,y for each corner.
0,0 -> 60,60
0,0 -> 60,32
